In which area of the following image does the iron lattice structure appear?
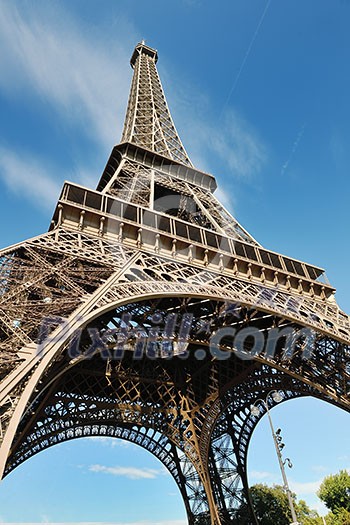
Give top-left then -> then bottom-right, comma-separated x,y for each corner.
0,42 -> 349,524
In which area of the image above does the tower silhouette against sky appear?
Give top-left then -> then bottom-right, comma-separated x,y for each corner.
0,42 -> 349,525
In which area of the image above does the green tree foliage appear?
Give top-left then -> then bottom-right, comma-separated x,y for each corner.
325,508 -> 350,525
250,484 -> 291,524
318,470 -> 350,514
296,499 -> 323,525
246,483 -> 322,525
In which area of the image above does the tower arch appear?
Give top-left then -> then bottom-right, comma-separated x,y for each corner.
0,42 -> 349,525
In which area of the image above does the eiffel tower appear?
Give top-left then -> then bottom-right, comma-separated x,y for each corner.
0,42 -> 349,525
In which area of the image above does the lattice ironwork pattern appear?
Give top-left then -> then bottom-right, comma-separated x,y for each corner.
0,42 -> 349,525
122,42 -> 192,166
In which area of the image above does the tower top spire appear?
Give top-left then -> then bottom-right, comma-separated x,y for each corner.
130,41 -> 158,68
121,42 -> 193,166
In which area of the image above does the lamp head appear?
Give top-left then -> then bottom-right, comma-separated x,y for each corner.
250,405 -> 260,417
271,391 -> 283,403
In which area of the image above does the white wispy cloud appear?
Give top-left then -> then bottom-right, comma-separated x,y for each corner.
0,1 -> 265,218
88,436 -> 131,448
248,469 -> 344,515
311,465 -> 328,473
289,477 -> 323,496
250,470 -> 323,498
176,107 -> 266,219
152,47 -> 267,191
337,455 -> 350,461
292,468 -> 350,496
0,2 -> 135,147
0,146 -> 61,210
0,2 -> 137,206
216,110 -> 267,178
287,478 -> 329,515
249,470 -> 275,481
181,108 -> 266,180
40,514 -> 52,524
89,464 -> 168,480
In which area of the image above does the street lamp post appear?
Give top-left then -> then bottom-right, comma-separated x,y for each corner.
250,391 -> 300,525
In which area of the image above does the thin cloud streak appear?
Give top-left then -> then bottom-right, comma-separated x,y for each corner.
0,2 -> 137,208
310,473 -> 350,514
88,436 -> 131,448
214,110 -> 266,177
0,2 -> 265,222
89,464 -> 167,480
249,470 -> 275,481
185,108 -> 266,180
281,122 -> 306,176
0,146 -> 61,211
170,87 -> 267,220
221,0 -> 272,115
153,53 -> 267,187
249,470 -> 324,498
289,477 -> 323,496
311,465 -> 328,473
0,2 -> 135,148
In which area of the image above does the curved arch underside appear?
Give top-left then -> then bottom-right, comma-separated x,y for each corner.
4,296 -> 349,525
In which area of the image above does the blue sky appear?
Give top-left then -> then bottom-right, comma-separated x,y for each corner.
0,0 -> 349,522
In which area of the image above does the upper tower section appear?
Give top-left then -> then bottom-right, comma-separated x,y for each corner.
121,42 -> 193,167
50,42 -> 336,304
